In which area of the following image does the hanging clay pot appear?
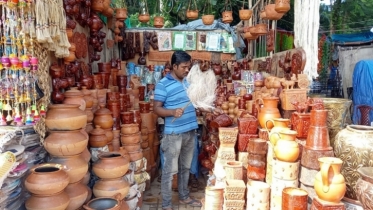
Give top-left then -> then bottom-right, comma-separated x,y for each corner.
65,181 -> 89,210
93,152 -> 130,179
91,0 -> 105,13
138,14 -> 150,23
239,8 -> 253,20
49,154 -> 88,183
116,8 -> 128,21
25,163 -> 70,195
275,0 -> 290,13
222,11 -> 233,24
250,23 -> 268,36
44,129 -> 88,156
202,15 -> 214,25
93,177 -> 130,200
264,4 -> 285,20
153,16 -> 164,28
25,191 -> 70,210
186,10 -> 199,20
45,104 -> 87,131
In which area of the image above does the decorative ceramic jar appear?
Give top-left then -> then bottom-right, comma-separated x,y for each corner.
93,177 -> 130,200
334,125 -> 373,200
256,97 -> 281,129
274,139 -> 299,162
266,118 -> 290,145
44,130 -> 88,156
63,88 -> 86,111
25,163 -> 70,195
25,191 -> 70,210
65,181 -> 89,210
224,161 -> 243,180
45,104 -> 87,130
93,105 -> 114,129
49,154 -> 88,183
356,167 -> 373,209
93,152 -> 130,179
314,157 -> 346,203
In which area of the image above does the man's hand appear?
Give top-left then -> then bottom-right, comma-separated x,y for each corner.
173,108 -> 184,118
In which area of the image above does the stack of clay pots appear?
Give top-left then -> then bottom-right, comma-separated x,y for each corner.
224,179 -> 246,210
44,104 -> 91,210
271,130 -> 300,210
246,138 -> 267,182
246,180 -> 271,210
92,104 -> 114,151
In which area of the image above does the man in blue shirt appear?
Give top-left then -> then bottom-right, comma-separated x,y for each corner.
154,51 -> 222,210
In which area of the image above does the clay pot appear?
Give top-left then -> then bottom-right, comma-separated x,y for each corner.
25,191 -> 70,210
120,111 -> 134,124
305,110 -> 332,151
202,15 -> 214,25
246,180 -> 270,206
314,157 -> 346,203
98,62 -> 111,73
116,8 -> 128,21
82,171 -> 90,185
85,107 -> 94,123
64,87 -> 86,111
93,152 -> 130,179
131,109 -> 142,129
282,187 -> 308,210
127,149 -> 143,162
49,154 -> 88,183
210,114 -> 233,128
224,161 -> 243,180
65,181 -> 89,210
256,97 -> 281,129
89,125 -> 108,147
120,132 -> 141,144
104,128 -> 114,143
153,16 -> 164,28
140,112 -> 155,131
266,118 -> 290,145
356,167 -> 373,210
275,0 -> 290,13
237,115 -> 258,135
93,177 -> 130,200
138,13 -> 150,23
81,87 -> 94,108
94,105 -> 114,129
91,0 -> 105,12
45,104 -> 87,130
64,50 -> 76,64
84,193 -> 126,210
81,147 -> 91,163
264,4 -> 285,20
274,140 -> 299,162
139,101 -> 150,113
122,142 -> 141,152
186,10 -> 198,20
93,74 -> 103,89
117,75 -> 127,88
44,130 -> 88,156
239,9 -> 253,20
66,28 -> 74,40
247,138 -> 267,155
222,10 -> 233,23
250,23 -> 268,36
25,163 -> 70,195
120,124 -> 139,135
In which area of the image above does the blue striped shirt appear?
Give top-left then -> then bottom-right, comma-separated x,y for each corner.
154,73 -> 198,134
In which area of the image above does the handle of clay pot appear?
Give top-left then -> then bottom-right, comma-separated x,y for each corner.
113,193 -> 122,200
265,119 -> 275,133
269,132 -> 280,145
321,162 -> 331,193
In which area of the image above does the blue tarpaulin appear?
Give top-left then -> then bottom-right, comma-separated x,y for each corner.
332,32 -> 373,45
352,60 -> 373,124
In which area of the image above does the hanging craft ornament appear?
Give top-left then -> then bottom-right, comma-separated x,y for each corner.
186,0 -> 198,20
202,0 -> 214,25
239,0 -> 253,21
222,0 -> 233,24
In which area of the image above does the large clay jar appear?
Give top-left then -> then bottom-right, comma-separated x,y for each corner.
93,105 -> 114,129
25,163 -> 70,195
334,125 -> 373,200
314,157 -> 346,203
25,191 -> 70,210
274,139 -> 299,162
266,118 -> 290,145
275,0 -> 290,13
64,87 -> 86,111
65,181 -> 89,210
45,104 -> 87,130
89,125 -> 108,147
84,193 -> 126,210
356,167 -> 373,210
93,152 -> 130,179
256,97 -> 281,129
44,130 -> 88,156
93,177 -> 130,200
49,154 -> 88,183
82,86 -> 94,108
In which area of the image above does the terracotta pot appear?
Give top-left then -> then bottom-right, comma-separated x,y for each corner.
93,74 -> 103,89
222,10 -> 233,23
25,191 -> 70,210
94,105 -> 114,129
267,118 -> 290,145
103,7 -> 114,17
272,159 -> 299,181
91,0 -> 105,12
127,149 -> 143,162
274,140 -> 299,162
81,87 -> 94,108
139,101 -> 150,113
140,112 -> 155,131
85,108 -> 94,123
25,163 -> 69,195
250,23 -> 268,36
120,132 -> 141,144
186,10 -> 198,20
116,8 -> 128,21
239,9 -> 253,20
305,110 -> 332,151
116,75 -> 127,88
93,152 -> 130,179
244,30 -> 258,40
93,177 -> 130,200
89,125 -> 108,147
49,154 -> 88,183
120,111 -> 134,124
104,128 -> 114,143
256,97 -> 281,129
314,157 -> 346,203
120,124 -> 139,134
153,16 -> 164,28
210,114 -> 233,128
81,147 -> 91,163
275,0 -> 290,13
237,115 -> 258,135
356,167 -> 373,209
247,138 -> 267,155
82,171 -> 90,185
138,14 -> 150,23
282,187 -> 308,210
122,142 -> 141,152
65,181 -> 89,210
84,193 -> 127,210
44,130 -> 88,156
264,4 -> 285,20
202,15 -> 214,25
64,87 -> 86,111
291,112 -> 310,139
45,104 -> 87,130
64,50 -> 76,64
131,109 -> 142,129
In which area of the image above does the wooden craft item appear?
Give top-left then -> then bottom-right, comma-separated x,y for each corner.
135,32 -> 141,53
81,33 -> 88,58
311,197 -> 345,210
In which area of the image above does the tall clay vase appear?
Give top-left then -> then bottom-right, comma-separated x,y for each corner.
44,130 -> 88,156
266,118 -> 290,145
65,181 -> 89,210
25,163 -> 70,195
356,167 -> 373,210
92,152 -> 130,179
45,104 -> 87,130
256,97 -> 281,129
305,110 -> 332,150
25,191 -> 70,210
49,154 -> 88,183
314,157 -> 346,203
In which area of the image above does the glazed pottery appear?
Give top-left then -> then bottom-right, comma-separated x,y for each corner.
89,125 -> 108,147
64,88 -> 86,111
25,191 -> 70,210
274,140 -> 299,162
65,181 -> 89,210
356,167 -> 373,210
120,111 -> 134,124
334,125 -> 373,200
84,193 -> 126,210
45,104 -> 87,130
93,152 -> 129,179
290,112 -> 310,139
93,177 -> 130,200
121,124 -> 139,134
256,97 -> 281,129
49,154 -> 88,183
93,105 -> 114,129
314,157 -> 346,203
282,187 -> 308,210
305,110 -> 332,150
275,0 -> 290,13
139,101 -> 150,113
120,132 -> 141,144
25,163 -> 69,195
44,130 -> 88,156
266,118 -> 290,145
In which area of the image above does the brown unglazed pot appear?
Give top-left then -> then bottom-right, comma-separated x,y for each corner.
305,109 -> 332,151
25,163 -> 69,195
93,152 -> 130,179
65,181 -> 89,210
256,97 -> 281,129
120,132 -> 141,145
85,108 -> 94,123
63,87 -> 87,111
84,193 -> 128,210
45,104 -> 87,130
49,154 -> 88,183
25,191 -> 70,210
140,112 -> 155,130
127,149 -> 143,162
81,147 -> 91,163
282,187 -> 308,210
93,177 -> 130,200
81,86 -> 94,108
120,124 -> 139,135
44,130 -> 88,156
93,105 -> 114,129
89,125 -> 108,148
356,167 -> 373,210
275,0 -> 290,13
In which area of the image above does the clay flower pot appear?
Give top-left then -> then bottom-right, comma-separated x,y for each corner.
89,125 -> 108,148
138,13 -> 150,23
26,191 -> 70,210
93,177 -> 130,200
222,11 -> 233,23
65,181 -> 89,210
49,154 -> 88,183
239,9 -> 253,20
186,10 -> 199,20
250,23 -> 268,36
264,4 -> 285,20
44,130 -> 88,156
93,152 -> 130,179
282,187 -> 308,210
45,104 -> 87,130
153,16 -> 164,28
202,15 -> 214,25
224,161 -> 243,180
25,163 -> 70,195
116,8 -> 128,21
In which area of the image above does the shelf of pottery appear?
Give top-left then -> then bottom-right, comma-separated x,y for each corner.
200,93 -> 367,209
0,126 -> 46,209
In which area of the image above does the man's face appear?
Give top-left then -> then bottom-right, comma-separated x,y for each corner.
172,61 -> 191,80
